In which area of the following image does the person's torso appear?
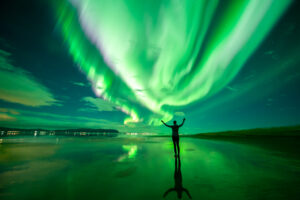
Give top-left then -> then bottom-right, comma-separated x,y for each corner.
172,125 -> 179,136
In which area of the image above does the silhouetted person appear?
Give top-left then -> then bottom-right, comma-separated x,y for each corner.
161,118 -> 185,156
163,155 -> 192,199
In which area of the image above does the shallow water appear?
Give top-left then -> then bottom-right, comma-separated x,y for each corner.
0,136 -> 299,200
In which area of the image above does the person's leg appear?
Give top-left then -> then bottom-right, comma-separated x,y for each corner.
176,139 -> 180,156
172,138 -> 177,156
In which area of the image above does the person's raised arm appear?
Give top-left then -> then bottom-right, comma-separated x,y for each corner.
183,188 -> 192,199
179,118 -> 186,127
161,120 -> 172,127
163,188 -> 175,198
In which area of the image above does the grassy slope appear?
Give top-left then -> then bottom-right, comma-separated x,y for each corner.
185,125 -> 300,157
188,125 -> 300,138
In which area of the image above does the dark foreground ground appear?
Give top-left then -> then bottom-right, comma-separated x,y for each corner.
0,135 -> 300,200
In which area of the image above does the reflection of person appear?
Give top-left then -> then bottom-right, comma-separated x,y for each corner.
163,156 -> 192,199
161,118 -> 185,157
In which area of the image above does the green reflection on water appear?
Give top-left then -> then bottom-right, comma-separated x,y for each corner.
118,145 -> 138,162
0,136 -> 299,200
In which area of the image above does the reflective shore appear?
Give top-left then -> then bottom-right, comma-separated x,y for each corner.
0,136 -> 299,200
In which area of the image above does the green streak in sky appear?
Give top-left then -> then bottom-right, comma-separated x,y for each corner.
55,0 -> 291,126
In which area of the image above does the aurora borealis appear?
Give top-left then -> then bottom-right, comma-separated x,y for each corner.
56,0 -> 291,125
0,0 -> 300,133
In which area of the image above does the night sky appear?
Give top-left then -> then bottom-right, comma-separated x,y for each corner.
0,0 -> 299,134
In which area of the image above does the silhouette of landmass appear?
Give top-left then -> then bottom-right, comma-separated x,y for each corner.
0,127 -> 119,137
188,125 -> 300,158
190,125 -> 300,138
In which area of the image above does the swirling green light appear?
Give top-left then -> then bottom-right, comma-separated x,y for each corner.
55,0 -> 291,126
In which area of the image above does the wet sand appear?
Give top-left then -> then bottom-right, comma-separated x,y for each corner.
0,135 -> 299,200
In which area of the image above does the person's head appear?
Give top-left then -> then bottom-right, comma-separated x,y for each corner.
177,192 -> 182,199
173,120 -> 177,125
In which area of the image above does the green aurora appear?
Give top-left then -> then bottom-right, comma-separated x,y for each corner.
55,0 -> 291,126
0,0 -> 299,132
